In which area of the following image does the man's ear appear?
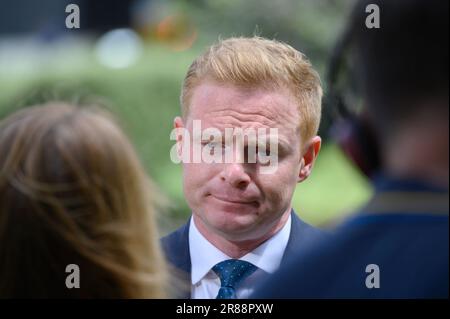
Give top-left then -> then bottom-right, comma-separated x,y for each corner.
174,116 -> 185,156
174,116 -> 184,131
298,136 -> 321,183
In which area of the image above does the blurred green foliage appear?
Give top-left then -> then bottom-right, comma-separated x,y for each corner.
0,0 -> 371,232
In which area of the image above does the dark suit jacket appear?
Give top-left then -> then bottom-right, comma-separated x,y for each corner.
252,175 -> 449,298
161,210 -> 325,298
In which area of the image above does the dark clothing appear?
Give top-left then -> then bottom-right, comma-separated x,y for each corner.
253,175 -> 449,298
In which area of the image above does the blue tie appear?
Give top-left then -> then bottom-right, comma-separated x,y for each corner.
212,259 -> 258,299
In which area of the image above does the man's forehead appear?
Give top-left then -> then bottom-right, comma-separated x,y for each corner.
188,82 -> 300,129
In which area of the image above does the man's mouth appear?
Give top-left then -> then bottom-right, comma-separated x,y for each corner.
209,194 -> 259,207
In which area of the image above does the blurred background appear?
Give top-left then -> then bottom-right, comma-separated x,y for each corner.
0,0 -> 372,233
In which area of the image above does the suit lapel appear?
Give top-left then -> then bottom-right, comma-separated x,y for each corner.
281,210 -> 325,267
161,219 -> 192,298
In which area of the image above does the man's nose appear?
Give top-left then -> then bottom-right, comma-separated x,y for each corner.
220,163 -> 251,189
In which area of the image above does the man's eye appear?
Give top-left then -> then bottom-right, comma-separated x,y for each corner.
204,142 -> 219,148
203,142 -> 225,154
256,146 -> 271,156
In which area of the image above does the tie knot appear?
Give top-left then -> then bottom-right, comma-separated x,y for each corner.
212,259 -> 257,288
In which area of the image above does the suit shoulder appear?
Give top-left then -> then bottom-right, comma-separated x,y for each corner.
161,221 -> 189,251
160,220 -> 191,270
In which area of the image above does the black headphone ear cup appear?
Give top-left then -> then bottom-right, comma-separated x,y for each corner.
331,118 -> 380,178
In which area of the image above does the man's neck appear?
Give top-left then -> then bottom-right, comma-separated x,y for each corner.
193,210 -> 291,259
384,120 -> 449,189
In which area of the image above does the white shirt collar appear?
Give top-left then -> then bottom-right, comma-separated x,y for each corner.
189,214 -> 292,285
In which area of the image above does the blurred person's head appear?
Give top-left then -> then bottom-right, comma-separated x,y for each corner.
347,0 -> 449,187
0,102 -> 167,298
174,37 -> 322,256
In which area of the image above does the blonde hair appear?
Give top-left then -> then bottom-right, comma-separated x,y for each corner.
0,102 -> 167,298
181,36 -> 323,141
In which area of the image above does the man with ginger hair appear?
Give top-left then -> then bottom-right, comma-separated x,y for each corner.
162,36 -> 324,299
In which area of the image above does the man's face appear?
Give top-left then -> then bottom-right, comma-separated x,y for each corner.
175,81 -> 320,242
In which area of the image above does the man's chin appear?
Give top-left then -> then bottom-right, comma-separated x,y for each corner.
207,215 -> 264,240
